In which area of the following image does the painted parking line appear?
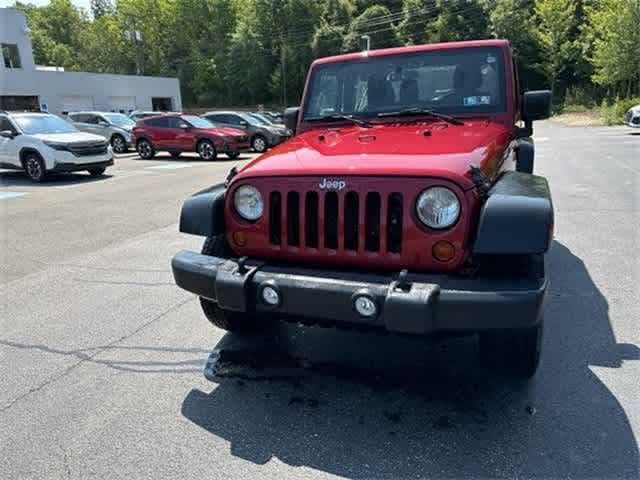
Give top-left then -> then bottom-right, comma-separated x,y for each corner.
145,163 -> 194,170
0,191 -> 29,200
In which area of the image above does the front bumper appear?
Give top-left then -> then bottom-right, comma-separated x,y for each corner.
172,251 -> 547,335
51,158 -> 114,173
624,111 -> 640,128
268,133 -> 290,146
220,141 -> 251,153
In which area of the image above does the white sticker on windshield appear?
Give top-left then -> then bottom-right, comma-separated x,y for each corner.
464,96 -> 492,106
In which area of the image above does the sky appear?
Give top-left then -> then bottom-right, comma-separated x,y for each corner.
0,0 -> 91,11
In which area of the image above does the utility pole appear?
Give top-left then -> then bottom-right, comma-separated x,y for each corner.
280,31 -> 287,107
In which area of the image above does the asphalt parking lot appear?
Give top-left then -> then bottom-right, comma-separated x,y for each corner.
1,122 -> 638,479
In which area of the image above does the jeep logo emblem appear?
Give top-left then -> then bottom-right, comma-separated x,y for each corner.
318,178 -> 346,190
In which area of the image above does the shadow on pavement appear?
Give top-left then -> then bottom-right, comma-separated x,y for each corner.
181,241 -> 638,478
0,171 -> 111,187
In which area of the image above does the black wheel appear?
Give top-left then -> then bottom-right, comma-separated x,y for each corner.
226,151 -> 240,159
136,138 -> 155,159
199,235 -> 272,332
23,153 -> 46,182
111,134 -> 128,154
88,167 -> 106,176
197,140 -> 217,161
251,135 -> 268,153
170,151 -> 181,159
478,323 -> 543,378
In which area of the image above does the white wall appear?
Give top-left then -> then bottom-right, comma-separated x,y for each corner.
35,70 -> 182,114
0,8 -> 38,95
0,8 -> 182,115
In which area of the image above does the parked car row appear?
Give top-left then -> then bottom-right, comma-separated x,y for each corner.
0,108 -> 291,182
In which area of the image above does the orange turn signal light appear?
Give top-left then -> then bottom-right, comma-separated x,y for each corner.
232,231 -> 247,247
432,241 -> 455,262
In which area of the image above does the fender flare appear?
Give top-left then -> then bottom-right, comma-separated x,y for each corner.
472,171 -> 554,255
179,183 -> 226,237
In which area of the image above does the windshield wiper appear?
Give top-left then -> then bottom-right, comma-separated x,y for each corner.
377,108 -> 463,125
306,114 -> 373,128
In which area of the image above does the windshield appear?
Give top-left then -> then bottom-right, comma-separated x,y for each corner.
183,115 -> 214,128
238,113 -> 263,127
303,47 -> 505,119
250,113 -> 275,125
13,114 -> 78,134
103,113 -> 135,128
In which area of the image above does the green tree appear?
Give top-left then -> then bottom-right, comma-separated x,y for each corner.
15,0 -> 87,69
429,0 -> 489,43
587,0 -> 640,96
398,0 -> 439,45
344,5 -> 402,51
90,0 -> 113,19
312,22 -> 345,57
485,0 -> 546,89
534,0 -> 578,95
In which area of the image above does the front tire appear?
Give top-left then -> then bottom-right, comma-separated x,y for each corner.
136,139 -> 155,159
199,235 -> 271,332
23,153 -> 46,182
197,140 -> 217,161
111,134 -> 128,154
251,135 -> 268,153
478,323 -> 543,378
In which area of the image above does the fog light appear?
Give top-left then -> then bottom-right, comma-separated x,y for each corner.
261,285 -> 280,306
354,295 -> 377,318
432,240 -> 455,262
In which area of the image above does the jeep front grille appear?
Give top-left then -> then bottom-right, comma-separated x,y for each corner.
268,189 -> 403,254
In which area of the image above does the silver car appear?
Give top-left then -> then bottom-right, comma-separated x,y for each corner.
67,111 -> 135,153
624,104 -> 640,128
203,111 -> 291,153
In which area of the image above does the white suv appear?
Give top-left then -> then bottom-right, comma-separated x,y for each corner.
0,111 -> 113,182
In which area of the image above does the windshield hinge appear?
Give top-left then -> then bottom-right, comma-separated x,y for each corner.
225,166 -> 238,187
469,165 -> 491,201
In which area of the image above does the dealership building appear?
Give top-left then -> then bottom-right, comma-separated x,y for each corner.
0,8 -> 182,115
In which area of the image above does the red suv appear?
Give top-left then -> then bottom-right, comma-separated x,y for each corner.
132,114 -> 250,160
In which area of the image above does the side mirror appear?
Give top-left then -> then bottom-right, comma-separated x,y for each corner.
180,124 -> 190,130
0,130 -> 16,139
518,90 -> 551,137
239,121 -> 248,127
284,107 -> 300,135
522,90 -> 551,122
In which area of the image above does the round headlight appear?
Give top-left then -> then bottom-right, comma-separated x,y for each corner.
416,187 -> 460,229
234,185 -> 264,221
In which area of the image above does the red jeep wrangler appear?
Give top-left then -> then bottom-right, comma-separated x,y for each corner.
172,40 -> 553,378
